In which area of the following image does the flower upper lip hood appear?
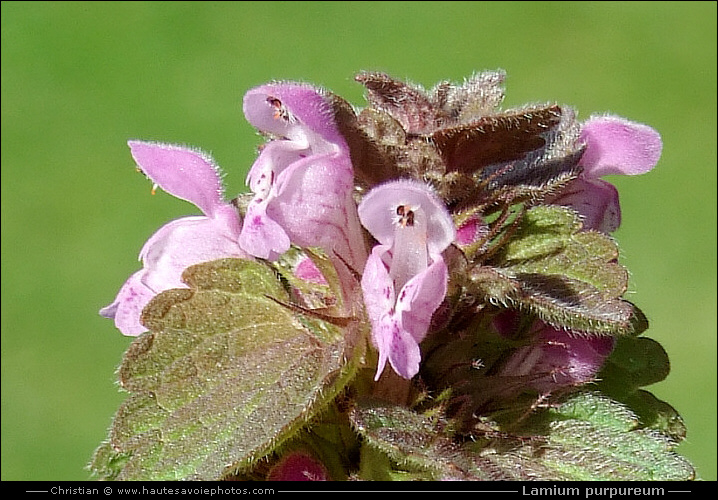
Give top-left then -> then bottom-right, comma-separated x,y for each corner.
99,141 -> 247,336
578,115 -> 662,178
359,180 -> 456,380
243,83 -> 348,150
359,179 -> 456,259
238,82 -> 367,279
550,115 -> 662,233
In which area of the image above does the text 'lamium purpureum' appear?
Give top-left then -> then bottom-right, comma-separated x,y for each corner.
92,71 -> 694,482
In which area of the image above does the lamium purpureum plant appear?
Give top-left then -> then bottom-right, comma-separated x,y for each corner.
92,71 -> 695,481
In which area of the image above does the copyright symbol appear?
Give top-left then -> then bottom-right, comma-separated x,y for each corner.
104,487 -> 112,495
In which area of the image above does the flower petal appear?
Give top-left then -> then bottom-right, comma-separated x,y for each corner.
455,214 -> 488,247
140,214 -> 247,292
102,203 -> 246,336
358,180 -> 455,256
267,153 -> 365,268
243,83 -> 347,149
245,139 -> 308,194
266,451 -> 330,481
532,326 -> 615,391
362,249 -> 449,381
238,200 -> 292,260
239,83 -> 364,274
379,315 -> 423,381
295,257 -> 328,285
128,141 -> 226,217
387,258 -> 448,380
500,319 -> 615,393
103,140 -> 247,336
361,246 -> 396,325
553,178 -> 621,233
396,255 -> 448,329
579,115 -> 662,178
99,270 -> 155,336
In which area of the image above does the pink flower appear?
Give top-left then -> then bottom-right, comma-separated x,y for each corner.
359,180 -> 456,380
239,83 -> 366,274
551,115 -> 662,232
506,325 -> 614,393
294,256 -> 329,285
99,141 -> 247,336
454,214 -> 489,248
495,312 -> 614,393
266,451 -> 329,481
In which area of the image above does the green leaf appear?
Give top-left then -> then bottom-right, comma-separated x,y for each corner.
599,336 -> 671,394
471,205 -> 641,336
350,392 -> 694,481
597,336 -> 686,441
497,205 -> 626,291
90,258 -> 364,480
539,392 -> 693,480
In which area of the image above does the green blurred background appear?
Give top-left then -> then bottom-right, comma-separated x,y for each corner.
2,1 -> 715,481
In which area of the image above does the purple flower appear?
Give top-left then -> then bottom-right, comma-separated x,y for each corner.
454,214 -> 489,248
99,141 -> 247,336
266,451 -> 329,481
294,256 -> 329,285
495,312 -> 614,393
506,324 -> 614,393
359,180 -> 456,380
551,115 -> 662,232
239,83 -> 367,274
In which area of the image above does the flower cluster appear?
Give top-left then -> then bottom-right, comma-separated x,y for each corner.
102,72 -> 660,382
99,71 -> 664,480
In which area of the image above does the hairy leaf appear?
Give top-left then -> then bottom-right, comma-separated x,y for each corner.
330,93 -> 402,190
350,392 -> 694,481
349,73 -> 582,209
355,71 -> 439,135
90,258 -> 364,480
471,205 -> 641,336
431,105 -> 562,174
